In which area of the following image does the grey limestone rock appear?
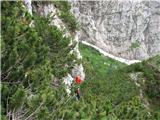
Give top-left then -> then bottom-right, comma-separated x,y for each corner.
71,0 -> 160,60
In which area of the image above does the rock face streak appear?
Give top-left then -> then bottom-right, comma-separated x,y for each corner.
71,0 -> 160,60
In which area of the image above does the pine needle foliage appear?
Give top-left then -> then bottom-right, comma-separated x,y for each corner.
1,1 -> 76,119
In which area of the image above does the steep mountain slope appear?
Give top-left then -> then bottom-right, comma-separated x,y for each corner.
52,44 -> 159,119
1,1 -> 80,119
79,43 -> 160,119
1,1 -> 160,120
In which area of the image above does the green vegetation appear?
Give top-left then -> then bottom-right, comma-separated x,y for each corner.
33,1 -> 79,32
53,1 -> 79,32
124,56 -> 160,118
79,44 -> 160,119
53,1 -> 71,11
130,41 -> 140,50
79,43 -> 138,102
1,1 -> 75,119
125,56 -> 160,100
77,44 -> 155,119
47,44 -> 159,119
33,14 -> 77,78
1,1 -> 159,120
40,44 -> 159,120
59,11 -> 79,32
145,56 -> 160,101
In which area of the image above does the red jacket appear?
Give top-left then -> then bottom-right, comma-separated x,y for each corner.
75,76 -> 82,84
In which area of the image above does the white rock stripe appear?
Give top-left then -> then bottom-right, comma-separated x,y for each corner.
81,41 -> 141,65
23,0 -> 32,15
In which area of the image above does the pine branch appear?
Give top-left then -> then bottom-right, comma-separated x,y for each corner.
24,102 -> 44,120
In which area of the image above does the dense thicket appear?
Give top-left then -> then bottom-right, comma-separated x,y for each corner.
74,44 -> 160,120
125,55 -> 160,110
1,1 -> 76,119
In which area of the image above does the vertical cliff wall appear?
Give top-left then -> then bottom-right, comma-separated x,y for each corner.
71,0 -> 160,60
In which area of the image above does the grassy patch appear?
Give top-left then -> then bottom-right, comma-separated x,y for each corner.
130,41 -> 140,50
79,43 -> 139,103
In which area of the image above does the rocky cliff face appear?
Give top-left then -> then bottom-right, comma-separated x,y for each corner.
32,2 -> 85,80
71,0 -> 160,60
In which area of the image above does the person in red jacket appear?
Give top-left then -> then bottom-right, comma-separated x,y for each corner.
75,75 -> 82,84
74,75 -> 83,100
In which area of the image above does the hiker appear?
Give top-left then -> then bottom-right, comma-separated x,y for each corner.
74,75 -> 83,100
75,87 -> 81,100
75,75 -> 82,84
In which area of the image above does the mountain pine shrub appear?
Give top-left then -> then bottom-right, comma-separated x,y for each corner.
1,1 -> 76,119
